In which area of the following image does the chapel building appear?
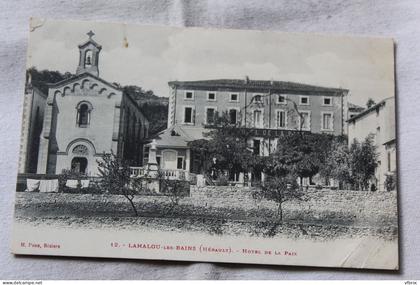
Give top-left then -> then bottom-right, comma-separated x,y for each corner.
31,32 -> 149,176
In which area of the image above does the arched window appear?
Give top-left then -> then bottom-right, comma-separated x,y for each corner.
84,50 -> 93,67
76,101 -> 93,127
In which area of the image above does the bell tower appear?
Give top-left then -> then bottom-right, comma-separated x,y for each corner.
76,31 -> 102,77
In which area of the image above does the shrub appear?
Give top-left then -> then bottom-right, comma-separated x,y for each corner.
215,174 -> 229,186
385,171 -> 397,191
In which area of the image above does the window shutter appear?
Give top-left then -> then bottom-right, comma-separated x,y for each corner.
192,109 -> 196,124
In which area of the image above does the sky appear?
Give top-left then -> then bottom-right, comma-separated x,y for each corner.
27,18 -> 395,106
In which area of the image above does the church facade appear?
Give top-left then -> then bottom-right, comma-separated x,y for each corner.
20,32 -> 149,176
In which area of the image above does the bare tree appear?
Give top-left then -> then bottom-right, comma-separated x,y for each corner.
253,175 -> 304,223
97,151 -> 141,216
156,170 -> 189,213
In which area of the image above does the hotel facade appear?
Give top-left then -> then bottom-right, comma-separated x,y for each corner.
146,78 -> 352,183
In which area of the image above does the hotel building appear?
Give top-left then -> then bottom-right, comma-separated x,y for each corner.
145,78 -> 353,182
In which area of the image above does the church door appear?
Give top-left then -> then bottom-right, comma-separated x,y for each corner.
71,157 -> 88,174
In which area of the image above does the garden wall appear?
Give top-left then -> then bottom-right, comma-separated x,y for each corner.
15,186 -> 398,228
189,186 -> 398,227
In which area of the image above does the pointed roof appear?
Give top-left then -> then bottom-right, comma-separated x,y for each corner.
78,30 -> 102,50
47,72 -> 121,91
147,125 -> 210,148
78,38 -> 102,49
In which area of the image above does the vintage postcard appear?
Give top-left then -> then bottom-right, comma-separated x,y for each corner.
11,18 -> 398,270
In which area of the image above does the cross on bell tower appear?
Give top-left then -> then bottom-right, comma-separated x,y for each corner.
87,30 -> 94,39
76,31 -> 102,77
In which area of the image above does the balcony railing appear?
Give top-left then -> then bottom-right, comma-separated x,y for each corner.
129,167 -> 195,183
130,167 -> 145,178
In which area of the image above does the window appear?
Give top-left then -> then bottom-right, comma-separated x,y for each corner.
84,50 -> 93,67
184,91 -> 194,100
323,96 -> 332,106
76,102 -> 92,127
322,112 -> 333,131
277,94 -> 286,104
276,110 -> 286,128
207,92 -> 216,101
253,95 -> 263,103
72,145 -> 89,156
299,111 -> 310,131
253,139 -> 261,156
156,156 -> 161,167
229,109 -> 238,124
230,93 -> 239,102
184,107 -> 194,124
143,146 -> 150,165
299,96 -> 309,105
387,152 -> 391,172
177,157 -> 184,169
206,108 -> 216,125
253,110 -> 263,128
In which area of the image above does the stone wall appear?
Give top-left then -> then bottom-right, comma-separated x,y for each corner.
15,186 -> 398,228
189,186 -> 398,227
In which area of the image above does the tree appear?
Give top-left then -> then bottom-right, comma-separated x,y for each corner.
97,151 -> 141,216
189,111 -> 255,179
349,134 -> 378,191
188,139 -> 213,174
123,85 -> 168,135
320,138 -> 353,188
253,175 -> 303,222
385,171 -> 397,191
156,170 -> 189,213
265,132 -> 336,185
366,98 -> 376,108
27,67 -> 73,94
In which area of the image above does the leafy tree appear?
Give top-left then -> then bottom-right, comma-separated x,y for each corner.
139,102 -> 168,135
27,67 -> 73,94
385,171 -> 397,191
320,139 -> 353,188
189,111 -> 255,178
265,132 -> 336,185
349,134 -> 378,191
188,139 -> 213,174
97,151 -> 141,216
366,98 -> 376,108
123,85 -> 169,135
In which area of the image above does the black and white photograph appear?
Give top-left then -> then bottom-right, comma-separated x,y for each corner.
11,18 -> 398,270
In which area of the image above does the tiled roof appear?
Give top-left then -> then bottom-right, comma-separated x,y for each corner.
348,102 -> 365,111
47,72 -> 121,91
168,79 -> 348,94
147,125 -> 210,148
78,38 -> 102,49
347,97 -> 394,123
